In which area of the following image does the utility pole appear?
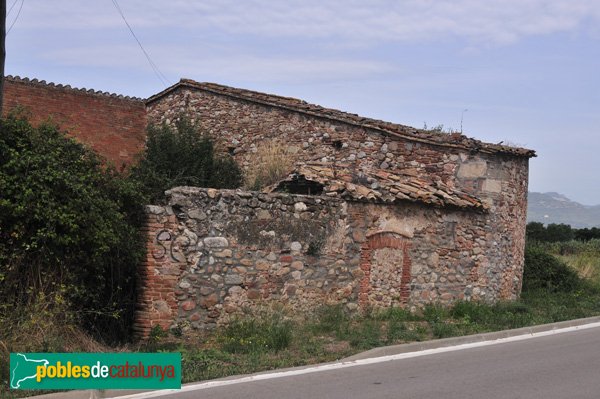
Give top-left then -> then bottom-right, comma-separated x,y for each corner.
0,0 -> 5,117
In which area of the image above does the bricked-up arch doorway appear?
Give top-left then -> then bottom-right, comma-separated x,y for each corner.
359,232 -> 411,308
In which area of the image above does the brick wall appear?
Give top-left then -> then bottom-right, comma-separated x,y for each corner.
0,77 -> 532,337
2,77 -> 147,168
146,84 -> 531,303
134,186 -> 494,338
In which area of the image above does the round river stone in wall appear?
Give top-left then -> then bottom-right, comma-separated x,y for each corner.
203,237 -> 229,248
294,202 -> 308,212
224,274 -> 244,285
179,281 -> 191,289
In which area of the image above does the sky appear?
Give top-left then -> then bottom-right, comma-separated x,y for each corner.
6,0 -> 600,204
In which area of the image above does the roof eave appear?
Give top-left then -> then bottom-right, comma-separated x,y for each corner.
146,79 -> 536,158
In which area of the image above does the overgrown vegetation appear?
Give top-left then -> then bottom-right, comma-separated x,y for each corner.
422,123 -> 461,134
130,118 -> 243,203
0,115 -> 145,342
523,245 -> 583,292
0,115 -> 243,396
244,141 -> 294,191
218,313 -> 293,354
2,113 -> 600,395
141,237 -> 600,385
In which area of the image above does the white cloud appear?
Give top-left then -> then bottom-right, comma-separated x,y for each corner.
41,44 -> 395,84
16,0 -> 600,45
174,56 -> 395,83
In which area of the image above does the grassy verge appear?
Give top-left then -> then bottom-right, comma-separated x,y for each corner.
167,242 -> 600,384
3,242 -> 600,396
148,283 -> 600,385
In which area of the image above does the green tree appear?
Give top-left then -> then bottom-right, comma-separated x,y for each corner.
545,223 -> 574,242
574,227 -> 600,242
526,222 -> 575,243
526,222 -> 547,242
0,115 -> 145,341
130,118 -> 243,203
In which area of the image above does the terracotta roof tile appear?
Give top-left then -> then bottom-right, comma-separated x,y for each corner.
5,75 -> 144,102
147,79 -> 535,158
266,162 -> 489,211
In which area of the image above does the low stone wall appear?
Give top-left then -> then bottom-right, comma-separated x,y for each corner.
135,187 -> 356,336
145,82 -> 530,301
134,187 -> 503,338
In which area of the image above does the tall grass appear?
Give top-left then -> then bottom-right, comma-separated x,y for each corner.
7,241 -> 600,395
219,313 -> 293,354
244,141 -> 295,190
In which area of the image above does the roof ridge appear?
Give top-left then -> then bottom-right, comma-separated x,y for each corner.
150,79 -> 535,158
5,75 -> 145,102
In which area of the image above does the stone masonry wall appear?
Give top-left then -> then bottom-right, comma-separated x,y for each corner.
135,186 -> 496,338
3,77 -> 147,168
146,86 -> 530,302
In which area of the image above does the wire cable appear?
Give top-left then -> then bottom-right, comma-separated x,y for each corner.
7,0 -> 19,16
7,0 -> 24,35
110,0 -> 170,87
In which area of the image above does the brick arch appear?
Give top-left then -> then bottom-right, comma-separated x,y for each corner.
359,232 -> 412,308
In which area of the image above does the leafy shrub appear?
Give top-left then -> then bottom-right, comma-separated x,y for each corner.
131,118 -> 243,203
0,115 -> 145,342
523,246 -> 583,292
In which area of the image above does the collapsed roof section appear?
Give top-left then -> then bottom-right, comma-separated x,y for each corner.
266,162 -> 489,211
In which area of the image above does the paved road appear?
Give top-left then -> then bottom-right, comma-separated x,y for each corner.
126,326 -> 600,399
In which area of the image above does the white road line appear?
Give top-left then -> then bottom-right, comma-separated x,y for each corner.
111,321 -> 600,399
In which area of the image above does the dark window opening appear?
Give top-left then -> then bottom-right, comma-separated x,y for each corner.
274,175 -> 324,195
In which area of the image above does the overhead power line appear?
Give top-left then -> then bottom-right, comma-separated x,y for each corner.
6,0 -> 24,35
7,0 -> 18,16
110,0 -> 169,87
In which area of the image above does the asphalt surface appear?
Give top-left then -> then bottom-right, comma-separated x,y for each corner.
154,325 -> 600,399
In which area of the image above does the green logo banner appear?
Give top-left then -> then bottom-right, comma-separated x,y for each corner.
10,353 -> 181,390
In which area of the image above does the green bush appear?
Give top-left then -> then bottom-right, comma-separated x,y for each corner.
523,246 -> 583,292
131,118 -> 243,203
0,115 -> 145,342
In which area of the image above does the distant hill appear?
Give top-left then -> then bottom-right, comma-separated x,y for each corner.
527,192 -> 600,228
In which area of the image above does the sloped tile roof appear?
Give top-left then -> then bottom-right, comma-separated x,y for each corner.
5,75 -> 144,101
147,79 -> 536,158
266,162 -> 489,211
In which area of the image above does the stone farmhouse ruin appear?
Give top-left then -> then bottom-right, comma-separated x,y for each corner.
3,76 -> 535,337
